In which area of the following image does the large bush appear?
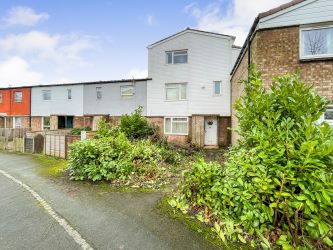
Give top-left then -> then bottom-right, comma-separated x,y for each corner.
172,70 -> 333,248
68,130 -> 183,188
119,106 -> 156,139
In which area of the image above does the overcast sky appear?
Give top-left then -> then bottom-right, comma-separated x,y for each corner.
0,0 -> 290,87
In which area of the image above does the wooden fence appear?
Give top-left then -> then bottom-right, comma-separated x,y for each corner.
44,133 -> 80,159
0,128 -> 30,152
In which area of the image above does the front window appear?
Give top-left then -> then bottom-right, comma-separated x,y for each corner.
42,90 -> 51,100
164,117 -> 188,135
14,117 -> 22,128
67,89 -> 72,100
300,26 -> 333,59
165,83 -> 187,101
166,50 -> 188,64
214,81 -> 222,95
43,116 -> 51,130
96,87 -> 102,100
0,92 -> 2,103
14,91 -> 22,103
120,85 -> 134,96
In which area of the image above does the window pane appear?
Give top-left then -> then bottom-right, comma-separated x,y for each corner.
302,27 -> 333,56
325,109 -> 333,120
121,86 -> 134,96
14,92 -> 22,102
173,53 -> 188,64
172,121 -> 188,134
180,84 -> 187,99
0,93 -> 2,103
42,90 -> 51,100
214,81 -> 221,95
166,52 -> 172,64
43,117 -> 50,130
14,117 -> 22,128
166,87 -> 179,100
165,118 -> 171,133
96,87 -> 102,100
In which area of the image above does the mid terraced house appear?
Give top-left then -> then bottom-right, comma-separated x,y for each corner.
147,28 -> 240,147
0,87 -> 31,128
231,0 -> 333,144
30,79 -> 148,131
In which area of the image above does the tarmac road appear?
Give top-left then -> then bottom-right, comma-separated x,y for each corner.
0,152 -> 220,250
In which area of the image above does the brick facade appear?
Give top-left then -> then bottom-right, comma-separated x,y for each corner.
231,26 -> 333,144
31,117 -> 42,131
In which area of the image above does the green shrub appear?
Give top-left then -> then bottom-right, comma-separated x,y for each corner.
173,69 -> 333,248
68,130 -> 185,188
95,118 -> 113,138
70,127 -> 91,135
119,106 -> 156,139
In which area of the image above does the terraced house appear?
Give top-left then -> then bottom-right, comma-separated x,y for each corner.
0,87 -> 31,128
231,0 -> 333,144
147,28 -> 240,147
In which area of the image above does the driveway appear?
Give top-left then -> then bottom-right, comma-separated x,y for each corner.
0,152 -> 220,250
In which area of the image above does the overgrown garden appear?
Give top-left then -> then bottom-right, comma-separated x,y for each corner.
68,107 -> 200,189
170,70 -> 333,249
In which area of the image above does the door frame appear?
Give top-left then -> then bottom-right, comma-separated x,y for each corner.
204,116 -> 218,146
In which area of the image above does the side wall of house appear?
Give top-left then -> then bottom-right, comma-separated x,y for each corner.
231,25 -> 333,144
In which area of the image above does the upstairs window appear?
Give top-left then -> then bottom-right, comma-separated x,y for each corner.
96,87 -> 102,100
213,81 -> 222,95
300,26 -> 333,59
0,92 -> 2,103
67,89 -> 72,100
42,90 -> 51,100
14,91 -> 22,103
120,85 -> 134,96
165,83 -> 187,101
166,50 -> 188,64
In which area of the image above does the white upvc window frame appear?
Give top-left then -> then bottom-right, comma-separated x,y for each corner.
166,50 -> 188,64
213,81 -> 222,95
67,89 -> 72,100
42,116 -> 51,130
42,90 -> 51,101
165,83 -> 187,101
120,85 -> 135,97
164,117 -> 189,135
300,24 -> 333,60
96,87 -> 102,100
14,91 -> 22,103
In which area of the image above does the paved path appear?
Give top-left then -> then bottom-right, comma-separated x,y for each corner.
0,153 -> 220,250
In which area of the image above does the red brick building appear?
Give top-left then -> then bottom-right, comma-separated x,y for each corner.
0,87 -> 31,128
230,0 -> 333,144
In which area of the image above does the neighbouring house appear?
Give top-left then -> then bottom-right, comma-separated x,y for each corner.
230,0 -> 333,144
30,79 -> 149,131
0,87 -> 31,129
147,28 -> 240,147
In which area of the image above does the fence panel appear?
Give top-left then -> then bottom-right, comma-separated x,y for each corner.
45,134 -> 66,158
0,128 -> 30,152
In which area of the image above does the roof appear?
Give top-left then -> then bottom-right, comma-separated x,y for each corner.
0,78 -> 152,90
230,0 -> 307,76
148,28 -> 236,48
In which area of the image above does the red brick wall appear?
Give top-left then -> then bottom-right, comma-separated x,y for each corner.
231,26 -> 333,144
218,117 -> 231,147
31,117 -> 42,131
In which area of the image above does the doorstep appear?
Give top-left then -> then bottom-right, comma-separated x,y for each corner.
203,145 -> 219,149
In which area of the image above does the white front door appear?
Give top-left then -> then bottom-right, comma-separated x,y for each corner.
204,117 -> 218,146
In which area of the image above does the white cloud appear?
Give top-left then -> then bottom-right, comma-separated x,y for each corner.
146,14 -> 157,26
185,0 -> 290,46
0,31 -> 95,67
0,57 -> 42,86
127,68 -> 148,79
2,6 -> 49,27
